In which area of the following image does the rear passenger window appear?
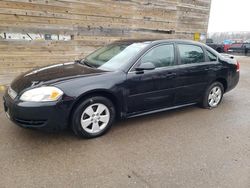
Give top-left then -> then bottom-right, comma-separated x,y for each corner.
178,44 -> 205,64
207,50 -> 217,61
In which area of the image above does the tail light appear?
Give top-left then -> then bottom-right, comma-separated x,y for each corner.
236,61 -> 240,72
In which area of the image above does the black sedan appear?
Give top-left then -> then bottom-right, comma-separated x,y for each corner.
3,39 -> 240,138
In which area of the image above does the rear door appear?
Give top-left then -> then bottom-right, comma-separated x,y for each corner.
174,43 -> 218,105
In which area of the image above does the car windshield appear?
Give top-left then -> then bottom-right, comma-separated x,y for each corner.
80,42 -> 149,71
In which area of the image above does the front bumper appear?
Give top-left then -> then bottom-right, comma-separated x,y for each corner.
3,92 -> 71,132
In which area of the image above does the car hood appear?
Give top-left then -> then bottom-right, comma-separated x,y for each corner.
11,62 -> 107,94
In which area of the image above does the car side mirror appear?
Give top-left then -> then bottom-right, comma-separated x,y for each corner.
135,62 -> 155,72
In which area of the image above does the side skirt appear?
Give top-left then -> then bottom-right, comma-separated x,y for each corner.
126,103 -> 197,119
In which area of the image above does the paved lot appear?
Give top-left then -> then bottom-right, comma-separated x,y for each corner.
0,57 -> 249,188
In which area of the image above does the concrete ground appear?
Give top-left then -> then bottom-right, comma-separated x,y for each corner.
0,57 -> 249,188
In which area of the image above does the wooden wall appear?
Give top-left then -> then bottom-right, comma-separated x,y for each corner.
0,0 -> 211,77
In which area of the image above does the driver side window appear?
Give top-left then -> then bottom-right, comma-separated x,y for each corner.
140,44 -> 175,68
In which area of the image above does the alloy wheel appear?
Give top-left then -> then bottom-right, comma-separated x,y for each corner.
80,103 -> 110,134
208,86 -> 222,107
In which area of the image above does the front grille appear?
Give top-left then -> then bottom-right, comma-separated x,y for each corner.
15,118 -> 47,127
8,87 -> 17,100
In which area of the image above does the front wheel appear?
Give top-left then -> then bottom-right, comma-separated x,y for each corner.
201,82 -> 224,109
71,96 -> 116,138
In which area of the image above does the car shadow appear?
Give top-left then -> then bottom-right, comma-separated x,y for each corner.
13,104 -> 199,141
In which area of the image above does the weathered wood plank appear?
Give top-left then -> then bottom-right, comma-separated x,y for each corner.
0,0 -> 211,76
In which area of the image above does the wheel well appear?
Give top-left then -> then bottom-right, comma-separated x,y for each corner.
216,78 -> 227,92
216,47 -> 222,53
68,91 -> 120,126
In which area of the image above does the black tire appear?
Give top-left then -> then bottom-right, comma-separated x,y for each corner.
201,82 -> 224,109
216,48 -> 222,53
71,96 -> 116,138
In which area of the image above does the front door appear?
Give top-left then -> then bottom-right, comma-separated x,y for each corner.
125,44 -> 178,114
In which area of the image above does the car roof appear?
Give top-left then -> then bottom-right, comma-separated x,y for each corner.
112,39 -> 205,46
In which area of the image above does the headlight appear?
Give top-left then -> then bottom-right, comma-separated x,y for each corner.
20,86 -> 63,102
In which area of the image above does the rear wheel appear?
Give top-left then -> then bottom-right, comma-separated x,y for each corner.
71,96 -> 115,138
216,47 -> 222,53
201,82 -> 224,109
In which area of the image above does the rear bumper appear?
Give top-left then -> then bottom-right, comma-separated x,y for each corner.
226,71 -> 240,93
3,92 -> 72,132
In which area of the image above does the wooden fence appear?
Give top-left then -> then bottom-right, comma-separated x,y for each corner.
0,0 -> 211,77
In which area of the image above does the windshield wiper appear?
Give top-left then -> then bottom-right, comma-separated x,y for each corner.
79,59 -> 96,68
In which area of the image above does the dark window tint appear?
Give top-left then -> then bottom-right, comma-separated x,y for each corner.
140,44 -> 175,68
178,44 -> 205,64
207,50 -> 217,61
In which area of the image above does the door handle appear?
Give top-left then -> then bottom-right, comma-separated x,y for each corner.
165,72 -> 177,78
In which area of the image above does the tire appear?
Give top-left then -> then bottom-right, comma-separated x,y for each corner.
71,96 -> 116,138
201,82 -> 224,109
216,48 -> 222,53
